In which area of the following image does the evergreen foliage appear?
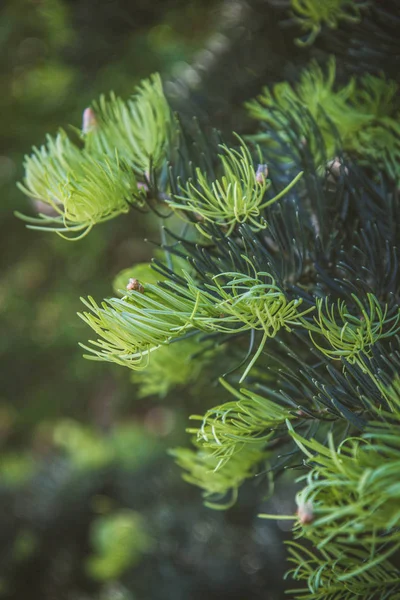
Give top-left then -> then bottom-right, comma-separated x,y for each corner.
86,74 -> 175,174
290,0 -> 368,45
16,74 -> 173,239
168,139 -> 303,235
130,336 -> 219,399
285,378 -> 400,598
16,132 -> 142,239
246,57 -> 400,178
16,1 -> 400,596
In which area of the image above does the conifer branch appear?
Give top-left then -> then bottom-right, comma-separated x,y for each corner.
16,132 -> 144,239
290,0 -> 368,46
246,57 -> 400,179
168,138 -> 303,236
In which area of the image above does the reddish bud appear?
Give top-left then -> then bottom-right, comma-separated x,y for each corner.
126,278 -> 144,293
297,501 -> 314,525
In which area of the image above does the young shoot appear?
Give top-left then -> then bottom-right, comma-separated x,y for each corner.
189,379 -> 293,470
186,270 -> 314,381
79,283 -> 198,370
169,141 -> 303,236
16,131 -> 143,240
246,57 -> 400,177
86,73 -> 175,175
305,293 -> 400,366
285,395 -> 400,597
171,442 -> 267,509
290,0 -> 368,46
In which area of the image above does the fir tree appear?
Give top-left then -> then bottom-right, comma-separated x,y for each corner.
16,1 -> 400,597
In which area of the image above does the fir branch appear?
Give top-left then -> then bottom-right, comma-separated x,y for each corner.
16,132 -> 143,239
86,73 -> 175,176
284,379 -> 400,597
246,57 -> 400,179
80,251 -> 314,381
286,543 -> 400,599
168,138 -> 303,236
187,378 -> 293,470
304,293 -> 400,366
78,284 -> 198,370
171,441 -> 268,509
290,0 -> 369,46
185,269 -> 314,381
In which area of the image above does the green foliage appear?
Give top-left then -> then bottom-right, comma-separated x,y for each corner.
171,441 -> 267,509
131,336 -> 219,398
290,0 -> 368,46
285,379 -> 400,599
286,544 -> 400,599
79,284 -> 197,370
304,294 -> 400,366
87,511 -> 153,581
246,57 -> 400,178
188,380 -> 291,471
13,11 -> 400,597
16,73 -> 176,239
169,140 -> 303,236
80,266 -> 313,381
86,74 -> 175,175
16,131 -> 143,239
193,271 -> 302,336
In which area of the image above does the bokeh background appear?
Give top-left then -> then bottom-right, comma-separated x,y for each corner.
0,1 -> 299,598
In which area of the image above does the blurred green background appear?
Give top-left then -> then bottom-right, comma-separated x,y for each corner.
0,1 -> 290,598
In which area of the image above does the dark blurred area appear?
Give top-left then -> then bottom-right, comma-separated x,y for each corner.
0,1 -> 300,598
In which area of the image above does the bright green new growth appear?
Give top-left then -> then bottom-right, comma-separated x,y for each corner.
187,270 -> 314,381
285,379 -> 400,599
287,544 -> 400,600
86,73 -> 174,174
78,285 -> 197,370
16,131 -> 141,239
170,294 -> 399,510
188,379 -> 293,470
171,441 -> 267,509
305,294 -> 400,366
80,265 -> 313,381
131,336 -> 219,399
193,271 -> 312,334
17,73 -> 173,239
246,58 -> 400,178
168,141 -> 303,236
290,0 -> 368,45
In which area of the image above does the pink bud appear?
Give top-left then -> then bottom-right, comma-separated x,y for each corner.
126,278 -> 144,293
82,107 -> 97,134
297,501 -> 314,525
255,164 -> 269,184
